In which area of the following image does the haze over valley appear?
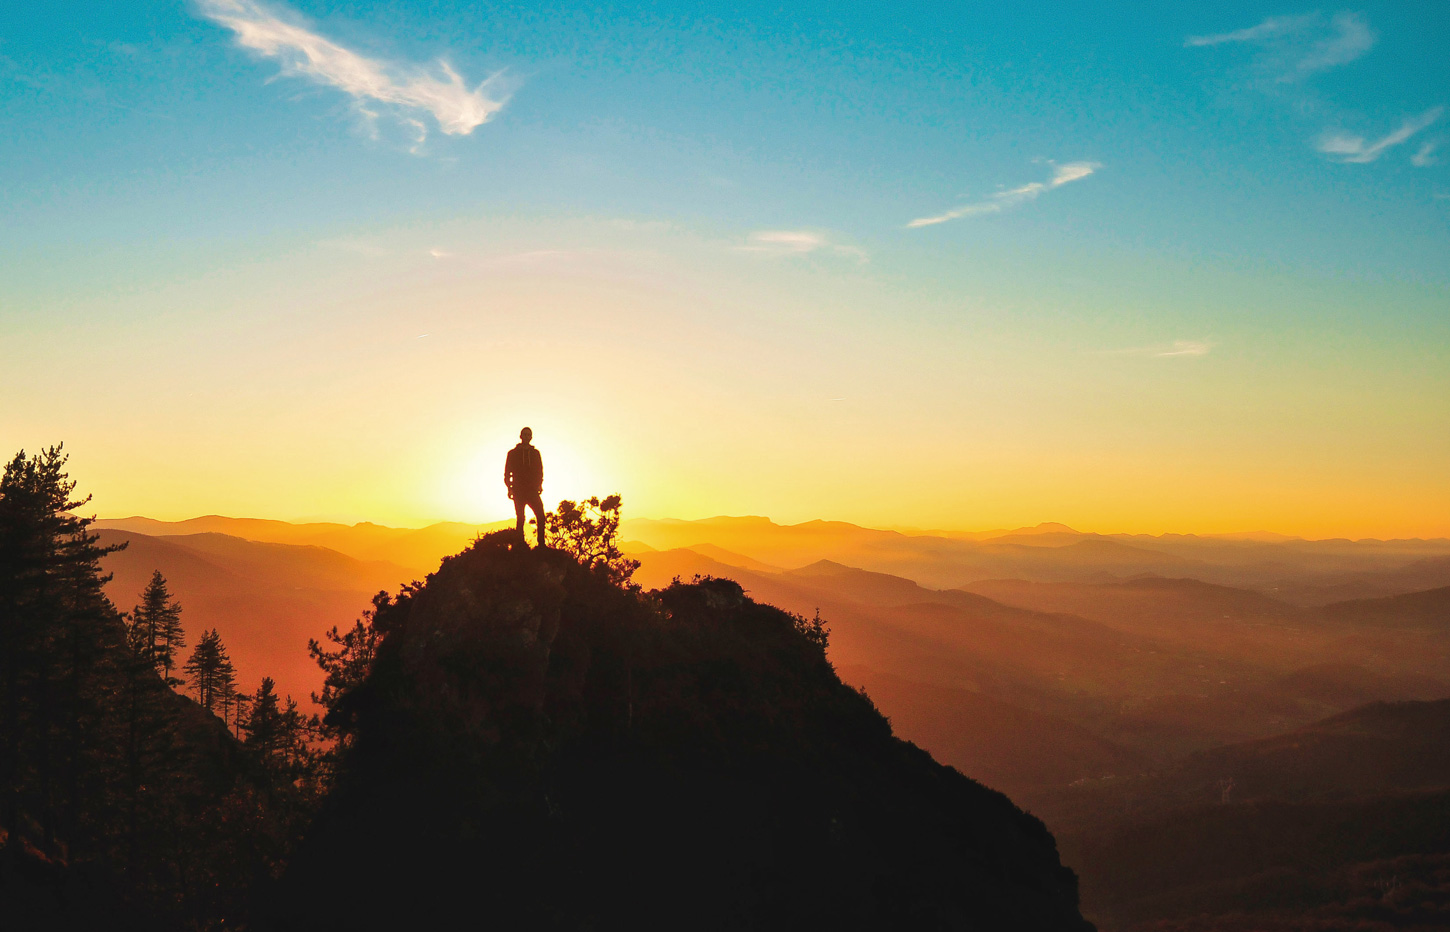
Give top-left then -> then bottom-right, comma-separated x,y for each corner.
89,510 -> 1450,927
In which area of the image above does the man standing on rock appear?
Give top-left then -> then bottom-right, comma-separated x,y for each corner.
505,427 -> 546,547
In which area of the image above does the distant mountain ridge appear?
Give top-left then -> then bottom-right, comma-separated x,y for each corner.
620,515 -> 1450,597
100,513 -> 1450,600
95,515 -> 509,574
97,528 -> 420,704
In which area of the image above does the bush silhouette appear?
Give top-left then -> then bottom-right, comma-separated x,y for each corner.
544,493 -> 640,587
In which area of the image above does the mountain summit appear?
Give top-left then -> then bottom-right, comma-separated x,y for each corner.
270,531 -> 1091,930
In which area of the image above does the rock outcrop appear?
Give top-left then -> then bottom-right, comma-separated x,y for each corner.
272,532 -> 1091,930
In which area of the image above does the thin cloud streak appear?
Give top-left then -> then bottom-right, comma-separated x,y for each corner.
1411,141 -> 1439,168
738,230 -> 867,261
195,0 -> 509,140
1100,340 -> 1215,358
908,162 -> 1098,229
1186,12 -> 1374,82
1156,340 -> 1214,357
1317,108 -> 1444,163
1185,15 -> 1313,48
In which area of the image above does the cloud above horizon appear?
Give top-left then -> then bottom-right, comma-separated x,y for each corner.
195,0 -> 509,142
737,230 -> 867,260
1186,12 -> 1374,82
1102,340 -> 1215,358
908,162 -> 1098,228
1317,108 -> 1444,163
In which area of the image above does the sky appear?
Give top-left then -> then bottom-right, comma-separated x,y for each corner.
2,1 -> 1447,537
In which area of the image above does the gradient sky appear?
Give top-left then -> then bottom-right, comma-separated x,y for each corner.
2,1 -> 1447,537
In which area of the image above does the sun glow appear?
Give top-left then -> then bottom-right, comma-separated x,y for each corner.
436,423 -> 609,525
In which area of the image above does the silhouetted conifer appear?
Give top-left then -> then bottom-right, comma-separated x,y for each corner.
130,570 -> 186,685
1,446 -> 305,929
0,445 -> 124,846
183,628 -> 235,715
244,677 -> 282,763
306,595 -> 387,793
226,689 -> 251,740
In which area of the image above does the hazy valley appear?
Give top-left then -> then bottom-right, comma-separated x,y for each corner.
88,512 -> 1450,929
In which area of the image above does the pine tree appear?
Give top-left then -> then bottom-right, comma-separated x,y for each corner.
215,639 -> 236,718
0,446 -> 307,926
226,689 -> 251,740
244,677 -> 283,763
280,696 -> 309,778
131,571 -> 184,685
0,445 -> 125,841
308,592 -> 386,746
183,629 -> 235,715
158,601 -> 186,687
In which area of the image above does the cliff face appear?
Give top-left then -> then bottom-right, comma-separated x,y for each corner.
273,532 -> 1091,931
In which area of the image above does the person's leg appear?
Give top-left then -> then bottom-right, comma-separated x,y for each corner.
527,494 -> 546,547
514,495 -> 527,542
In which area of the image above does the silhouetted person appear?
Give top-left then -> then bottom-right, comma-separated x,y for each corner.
505,427 -> 546,547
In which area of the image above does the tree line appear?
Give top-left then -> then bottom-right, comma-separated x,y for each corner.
127,568 -> 312,761
0,446 -> 319,928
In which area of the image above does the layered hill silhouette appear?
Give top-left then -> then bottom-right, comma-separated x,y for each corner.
97,528 -> 418,703
961,577 -> 1450,701
269,533 -> 1092,931
85,511 -> 1450,929
1320,585 -> 1450,628
631,545 -> 1450,770
620,516 -> 1450,598
95,515 -> 505,575
837,666 -> 1142,797
93,516 -> 1450,806
1057,699 -> 1450,930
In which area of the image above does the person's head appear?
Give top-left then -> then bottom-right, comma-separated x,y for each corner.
520,427 -> 533,443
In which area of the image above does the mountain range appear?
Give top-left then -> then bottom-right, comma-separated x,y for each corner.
92,512 -> 1450,929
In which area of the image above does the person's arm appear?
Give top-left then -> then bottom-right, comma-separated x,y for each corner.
536,450 -> 543,486
504,450 -> 515,497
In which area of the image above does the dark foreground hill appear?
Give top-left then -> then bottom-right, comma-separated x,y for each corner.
268,533 -> 1092,931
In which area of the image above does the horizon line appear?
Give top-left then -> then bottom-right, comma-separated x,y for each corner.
91,512 -> 1450,545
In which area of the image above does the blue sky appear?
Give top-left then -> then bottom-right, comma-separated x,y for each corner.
2,1 -> 1447,535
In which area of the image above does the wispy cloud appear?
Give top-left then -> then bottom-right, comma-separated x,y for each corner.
1186,12 -> 1374,82
1101,340 -> 1215,358
195,0 -> 510,144
1186,15 -> 1315,49
908,162 -> 1098,229
737,230 -> 867,261
1156,340 -> 1214,357
1189,13 -> 1443,169
1317,108 -> 1444,163
1295,12 -> 1375,76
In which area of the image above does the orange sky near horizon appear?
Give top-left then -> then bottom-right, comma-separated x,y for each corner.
7,220 -> 1448,543
38,402 -> 1447,542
